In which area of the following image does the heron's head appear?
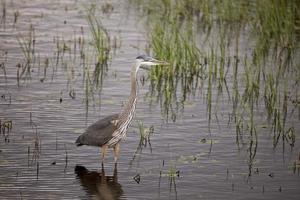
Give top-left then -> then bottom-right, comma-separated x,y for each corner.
135,55 -> 169,70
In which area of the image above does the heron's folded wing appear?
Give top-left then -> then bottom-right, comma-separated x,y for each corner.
76,114 -> 119,147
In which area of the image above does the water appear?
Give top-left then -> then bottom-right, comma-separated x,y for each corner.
0,0 -> 299,199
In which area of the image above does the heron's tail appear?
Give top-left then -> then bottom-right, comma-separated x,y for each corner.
75,135 -> 84,146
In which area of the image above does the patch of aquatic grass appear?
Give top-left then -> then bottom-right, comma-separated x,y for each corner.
129,120 -> 154,166
234,114 -> 244,148
218,26 -> 226,93
0,62 -> 7,83
137,120 -> 153,142
85,4 -> 111,87
206,42 -> 231,126
76,3 -> 114,111
232,56 -> 240,116
0,119 -> 12,135
133,0 -> 300,153
167,160 -> 179,178
242,58 -> 260,104
206,47 -> 214,126
271,89 -> 296,148
82,52 -> 98,112
53,36 -> 72,68
17,24 -> 36,80
134,0 -> 243,123
137,1 -> 205,120
252,0 -> 298,65
264,73 -> 277,120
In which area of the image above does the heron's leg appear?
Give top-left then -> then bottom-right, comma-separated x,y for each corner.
101,145 -> 108,165
113,143 -> 120,163
113,162 -> 118,182
101,163 -> 106,182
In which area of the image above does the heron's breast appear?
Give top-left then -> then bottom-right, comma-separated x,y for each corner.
107,98 -> 137,147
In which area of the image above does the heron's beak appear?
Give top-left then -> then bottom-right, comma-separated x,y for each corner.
140,58 -> 169,70
151,58 -> 169,66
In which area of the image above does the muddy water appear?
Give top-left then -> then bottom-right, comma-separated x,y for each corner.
0,0 -> 299,199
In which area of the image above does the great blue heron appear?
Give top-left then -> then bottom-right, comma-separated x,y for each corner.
75,55 -> 169,164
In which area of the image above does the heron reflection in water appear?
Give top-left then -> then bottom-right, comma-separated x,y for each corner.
75,164 -> 124,200
76,55 -> 169,164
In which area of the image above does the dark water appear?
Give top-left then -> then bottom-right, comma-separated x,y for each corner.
0,0 -> 299,199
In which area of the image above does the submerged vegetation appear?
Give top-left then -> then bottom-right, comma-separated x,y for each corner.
132,0 -> 300,164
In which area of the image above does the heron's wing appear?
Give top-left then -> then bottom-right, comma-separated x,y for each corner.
76,114 -> 119,147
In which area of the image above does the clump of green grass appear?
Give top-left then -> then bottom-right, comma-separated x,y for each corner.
133,0 -> 300,156
78,3 -> 114,109
134,0 -> 205,120
129,120 -> 154,166
264,73 -> 277,120
0,119 -> 12,135
167,160 -> 179,178
85,4 -> 111,87
137,120 -> 154,146
252,0 -> 298,66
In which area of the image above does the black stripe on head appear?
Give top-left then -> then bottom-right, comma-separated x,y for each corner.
136,55 -> 153,61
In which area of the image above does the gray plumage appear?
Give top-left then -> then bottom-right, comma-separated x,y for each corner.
76,114 -> 119,147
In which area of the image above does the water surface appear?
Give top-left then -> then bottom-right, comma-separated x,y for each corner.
0,0 -> 299,199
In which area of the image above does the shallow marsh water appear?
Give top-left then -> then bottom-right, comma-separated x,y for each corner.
0,0 -> 299,199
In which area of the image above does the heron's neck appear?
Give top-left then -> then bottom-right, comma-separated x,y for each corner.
130,68 -> 138,98
119,64 -> 139,120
